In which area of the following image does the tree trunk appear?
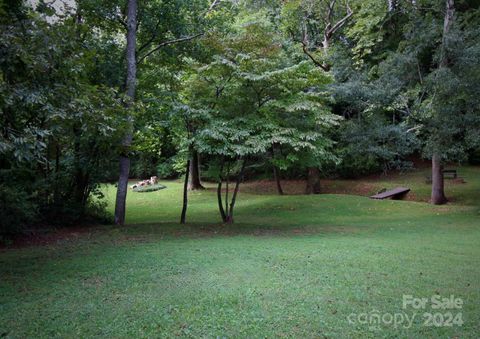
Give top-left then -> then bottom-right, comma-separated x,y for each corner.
180,159 -> 190,224
114,0 -> 137,225
187,150 -> 204,190
114,156 -> 130,225
441,0 -> 455,57
225,162 -> 229,218
300,3 -> 352,184
217,158 -> 227,222
430,0 -> 454,206
305,167 -> 321,194
431,154 -> 447,205
273,165 -> 284,195
225,159 -> 246,224
217,181 -> 227,222
270,146 -> 283,195
387,0 -> 397,12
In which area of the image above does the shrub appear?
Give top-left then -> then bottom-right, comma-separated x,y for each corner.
156,159 -> 178,179
131,156 -> 159,179
0,185 -> 38,239
469,148 -> 480,165
336,117 -> 418,178
84,199 -> 112,224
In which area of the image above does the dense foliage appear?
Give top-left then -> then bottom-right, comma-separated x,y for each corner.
0,1 -> 126,238
1,0 -> 479,235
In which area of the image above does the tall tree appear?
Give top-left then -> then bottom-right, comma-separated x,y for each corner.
114,0 -> 137,225
430,0 -> 454,205
282,0 -> 353,194
112,0 -> 225,223
333,0 -> 480,201
189,15 -> 338,222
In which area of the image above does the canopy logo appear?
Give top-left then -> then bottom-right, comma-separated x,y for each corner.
347,309 -> 416,330
347,294 -> 464,330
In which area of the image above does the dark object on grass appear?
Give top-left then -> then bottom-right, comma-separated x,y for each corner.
443,169 -> 457,179
426,169 -> 458,183
370,187 -> 410,200
133,184 -> 166,193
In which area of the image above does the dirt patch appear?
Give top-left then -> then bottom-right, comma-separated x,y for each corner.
450,178 -> 467,184
239,179 -> 380,197
0,226 -> 97,250
1,222 -> 367,250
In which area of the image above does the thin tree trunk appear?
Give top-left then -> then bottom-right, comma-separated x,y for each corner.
301,1 -> 351,71
225,162 -> 229,217
441,0 -> 455,54
301,3 -> 352,190
273,165 -> 283,195
305,167 -> 321,194
217,181 -> 227,222
114,0 -> 137,225
180,159 -> 190,224
431,0 -> 454,205
226,159 -> 247,224
270,146 -> 283,195
187,150 -> 204,190
387,0 -> 397,12
217,159 -> 227,222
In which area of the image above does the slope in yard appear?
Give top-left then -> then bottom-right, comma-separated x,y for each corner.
0,167 -> 479,337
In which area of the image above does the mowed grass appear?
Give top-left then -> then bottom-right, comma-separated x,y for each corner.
1,167 -> 480,337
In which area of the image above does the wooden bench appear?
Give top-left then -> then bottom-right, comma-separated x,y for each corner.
426,169 -> 458,183
370,187 -> 410,200
443,169 -> 457,179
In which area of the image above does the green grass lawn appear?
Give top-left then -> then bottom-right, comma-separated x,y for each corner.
1,167 -> 479,337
